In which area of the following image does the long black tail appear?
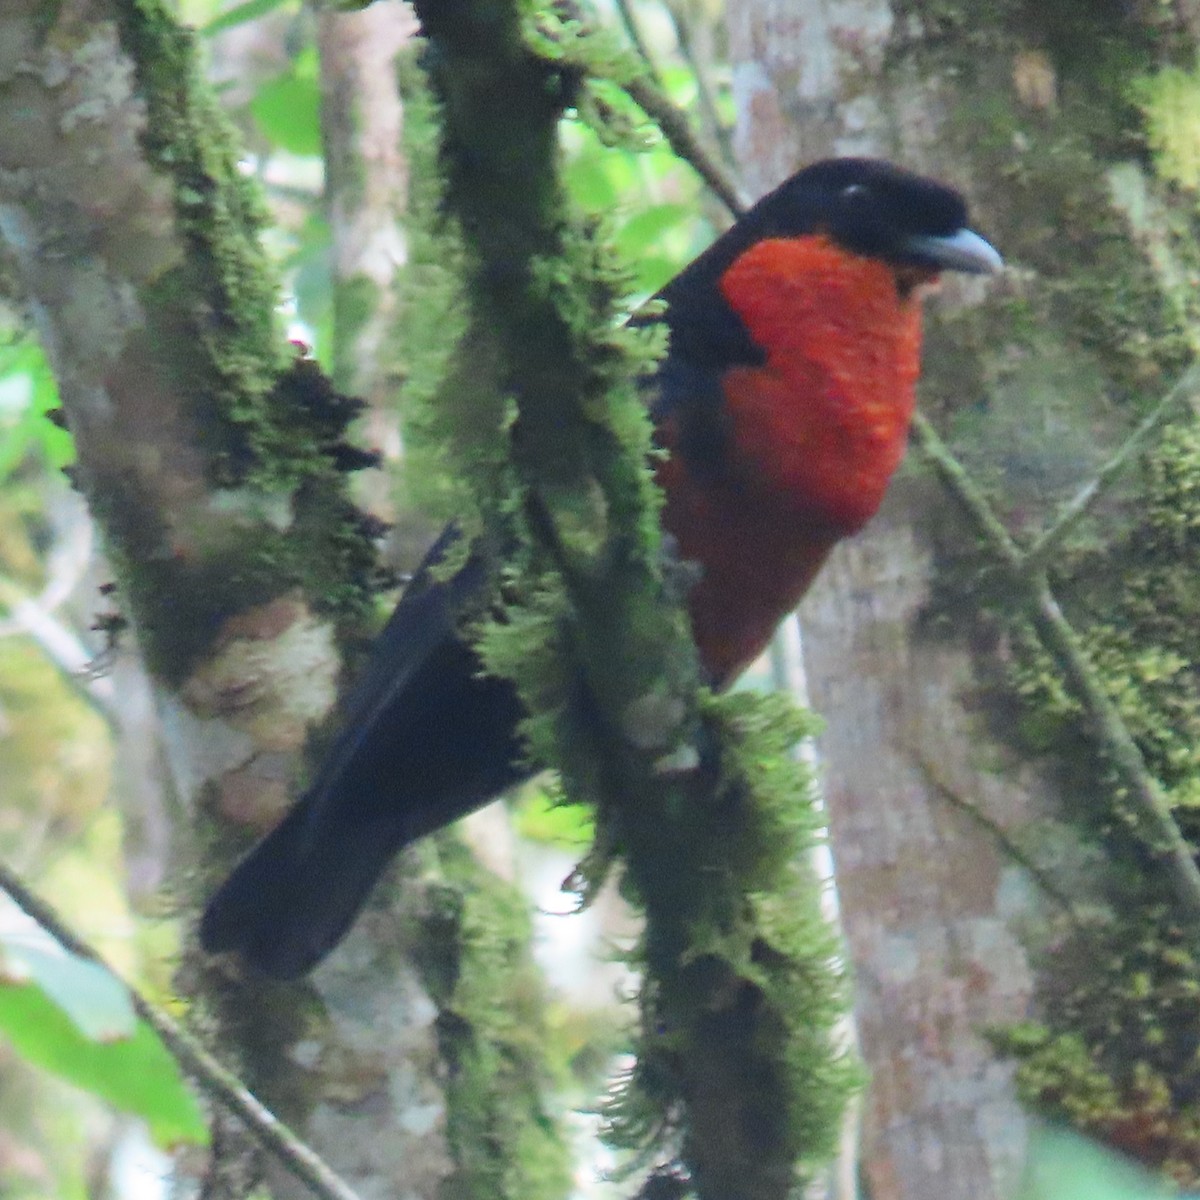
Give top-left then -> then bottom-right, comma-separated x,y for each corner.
199,801 -> 411,979
199,532 -> 529,978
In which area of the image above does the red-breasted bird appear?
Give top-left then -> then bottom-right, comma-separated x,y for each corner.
200,159 -> 1001,978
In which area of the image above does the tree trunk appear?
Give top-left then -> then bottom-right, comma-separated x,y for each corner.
729,3 -> 1200,1197
0,6 -> 568,1197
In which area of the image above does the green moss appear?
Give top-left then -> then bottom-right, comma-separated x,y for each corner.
598,691 -> 858,1194
991,920 -> 1200,1185
400,9 -> 858,1195
412,837 -> 572,1200
1135,65 -> 1200,191
113,0 -> 345,489
83,356 -> 376,684
69,4 -> 381,680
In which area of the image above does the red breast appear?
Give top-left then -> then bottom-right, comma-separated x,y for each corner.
657,235 -> 927,684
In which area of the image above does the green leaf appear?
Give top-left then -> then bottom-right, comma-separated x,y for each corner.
514,785 -> 594,846
614,203 -> 692,257
1,935 -> 135,1042
0,983 -> 207,1146
0,923 -> 206,1146
626,255 -> 678,296
0,337 -> 71,479
251,48 -> 322,157
562,148 -> 620,210
1018,1124 -> 1193,1200
201,0 -> 294,37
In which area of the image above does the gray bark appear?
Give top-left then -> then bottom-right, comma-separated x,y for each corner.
0,6 -> 449,1196
730,3 -> 1200,1197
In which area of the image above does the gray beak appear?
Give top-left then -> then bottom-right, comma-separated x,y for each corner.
903,227 -> 1003,275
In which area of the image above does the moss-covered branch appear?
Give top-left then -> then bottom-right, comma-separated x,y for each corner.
400,3 -> 854,1195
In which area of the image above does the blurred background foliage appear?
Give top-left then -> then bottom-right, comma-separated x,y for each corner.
0,0 -> 735,1195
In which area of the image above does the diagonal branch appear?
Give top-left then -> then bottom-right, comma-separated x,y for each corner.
0,862 -> 363,1200
911,414 -> 1200,926
621,75 -> 746,218
539,9 -> 746,218
661,0 -> 738,173
1022,362 -> 1200,576
913,751 -> 1087,921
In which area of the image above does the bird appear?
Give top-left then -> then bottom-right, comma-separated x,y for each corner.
200,158 -> 1002,979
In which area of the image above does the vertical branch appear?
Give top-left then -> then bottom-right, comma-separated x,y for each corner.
405,3 -> 855,1196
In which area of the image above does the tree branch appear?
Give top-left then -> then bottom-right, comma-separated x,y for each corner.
404,3 -> 854,1193
0,572 -> 116,720
911,414 -> 1200,926
661,0 -> 738,173
536,10 -> 746,219
0,862 -> 363,1200
621,74 -> 745,218
1022,362 -> 1200,576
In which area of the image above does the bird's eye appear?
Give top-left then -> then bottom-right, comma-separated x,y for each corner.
842,184 -> 868,201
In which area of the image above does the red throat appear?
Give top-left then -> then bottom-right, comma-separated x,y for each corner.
716,234 -> 924,532
658,235 -> 926,685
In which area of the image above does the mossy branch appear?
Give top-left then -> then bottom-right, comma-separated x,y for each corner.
402,2 -> 854,1195
0,862 -> 363,1200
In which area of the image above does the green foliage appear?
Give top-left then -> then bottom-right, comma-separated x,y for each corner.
514,781 -> 595,847
0,928 -> 206,1148
1134,65 -> 1200,192
0,634 -> 113,835
2,931 -> 135,1042
251,46 -> 322,157
0,336 -> 72,482
414,838 -> 573,1200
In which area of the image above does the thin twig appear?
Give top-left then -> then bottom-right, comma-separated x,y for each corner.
0,863 -> 363,1200
0,573 -> 116,720
662,0 -> 738,172
914,752 -> 1092,923
911,413 -> 1200,926
550,1 -> 745,217
621,75 -> 745,218
1022,361 -> 1200,575
910,413 -> 1026,572
1025,581 -> 1200,922
613,0 -> 662,88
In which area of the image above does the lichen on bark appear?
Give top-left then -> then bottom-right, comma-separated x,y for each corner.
881,2 -> 1200,1180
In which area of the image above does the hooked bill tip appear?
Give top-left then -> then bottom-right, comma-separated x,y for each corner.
904,228 -> 1004,275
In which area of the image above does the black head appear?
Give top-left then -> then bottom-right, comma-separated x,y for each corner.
650,157 -> 1000,372
749,158 -> 1001,275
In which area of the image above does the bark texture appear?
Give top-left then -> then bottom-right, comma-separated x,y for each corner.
0,6 -> 449,1196
729,3 -> 1200,1197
